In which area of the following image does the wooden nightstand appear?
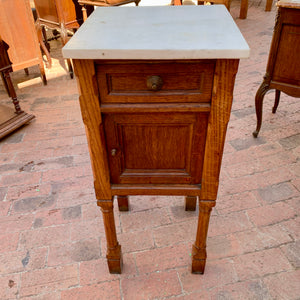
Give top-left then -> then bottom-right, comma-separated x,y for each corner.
63,5 -> 249,274
253,0 -> 300,137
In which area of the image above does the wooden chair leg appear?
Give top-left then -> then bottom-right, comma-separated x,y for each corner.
41,26 -> 50,52
185,196 -> 197,211
36,23 -> 52,68
117,196 -> 129,211
265,0 -> 273,11
2,70 -> 23,114
97,199 -> 122,274
191,200 -> 215,274
81,5 -> 88,22
239,0 -> 248,19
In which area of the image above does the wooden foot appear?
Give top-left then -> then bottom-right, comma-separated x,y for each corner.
191,244 -> 206,274
107,243 -> 122,274
191,200 -> 215,274
185,196 -> 197,211
117,196 -> 129,211
97,199 -> 122,274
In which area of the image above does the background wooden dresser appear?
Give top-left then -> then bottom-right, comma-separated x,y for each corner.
0,35 -> 35,139
63,5 -> 249,274
253,0 -> 300,137
0,0 -> 46,84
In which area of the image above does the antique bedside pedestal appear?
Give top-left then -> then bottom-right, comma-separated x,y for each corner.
253,0 -> 300,137
63,6 -> 249,274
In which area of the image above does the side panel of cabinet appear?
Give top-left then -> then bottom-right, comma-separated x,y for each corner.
272,24 -> 300,86
103,112 -> 208,185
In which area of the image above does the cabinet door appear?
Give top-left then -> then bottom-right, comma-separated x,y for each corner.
103,112 -> 208,185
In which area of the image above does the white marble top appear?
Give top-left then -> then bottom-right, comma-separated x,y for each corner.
62,5 -> 250,60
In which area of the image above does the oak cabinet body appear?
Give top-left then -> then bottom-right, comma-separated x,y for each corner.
63,6 -> 249,274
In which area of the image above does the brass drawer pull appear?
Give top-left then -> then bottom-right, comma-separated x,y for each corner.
111,149 -> 117,156
147,75 -> 163,91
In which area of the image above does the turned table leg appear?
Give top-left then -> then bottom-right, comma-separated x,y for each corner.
97,199 -> 122,274
185,196 -> 197,211
191,200 -> 215,274
117,196 -> 129,211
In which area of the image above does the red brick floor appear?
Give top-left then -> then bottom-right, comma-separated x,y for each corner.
0,1 -> 299,299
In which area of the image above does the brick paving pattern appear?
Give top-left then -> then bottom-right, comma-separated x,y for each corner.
0,0 -> 299,299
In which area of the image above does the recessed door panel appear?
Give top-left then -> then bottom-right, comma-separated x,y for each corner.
104,113 -> 208,184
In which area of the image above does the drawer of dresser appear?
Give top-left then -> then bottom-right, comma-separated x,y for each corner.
96,61 -> 215,104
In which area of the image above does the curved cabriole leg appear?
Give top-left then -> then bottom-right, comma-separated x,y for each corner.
253,80 -> 270,138
185,196 -> 197,211
191,200 -> 215,274
117,195 -> 129,211
272,89 -> 281,113
97,199 -> 122,274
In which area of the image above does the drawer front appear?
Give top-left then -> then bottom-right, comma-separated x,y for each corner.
96,61 -> 215,104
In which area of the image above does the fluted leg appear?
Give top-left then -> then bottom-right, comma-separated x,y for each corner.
97,199 -> 122,274
191,200 -> 215,274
